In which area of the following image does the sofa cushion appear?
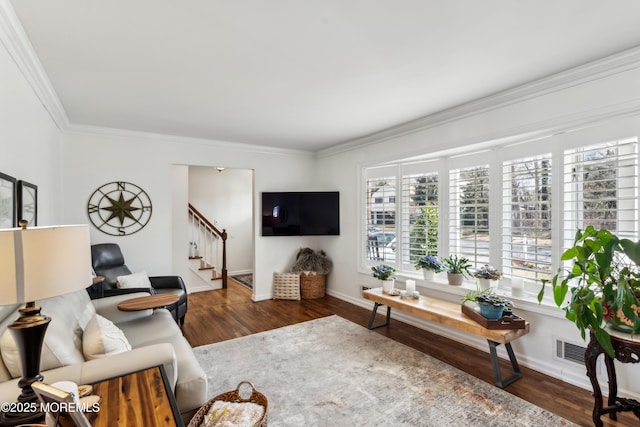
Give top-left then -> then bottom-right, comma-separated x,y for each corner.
0,305 -> 20,382
0,291 -> 92,378
1,328 -> 63,379
116,271 -> 152,289
83,314 -> 132,360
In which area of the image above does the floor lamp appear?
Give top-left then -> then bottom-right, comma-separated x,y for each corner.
0,221 -> 92,426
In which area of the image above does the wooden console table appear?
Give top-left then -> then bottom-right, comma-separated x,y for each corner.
362,287 -> 529,388
90,365 -> 183,427
585,329 -> 640,427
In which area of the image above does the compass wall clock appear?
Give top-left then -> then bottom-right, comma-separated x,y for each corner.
87,181 -> 152,236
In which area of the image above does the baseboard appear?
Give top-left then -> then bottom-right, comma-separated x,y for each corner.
229,269 -> 252,277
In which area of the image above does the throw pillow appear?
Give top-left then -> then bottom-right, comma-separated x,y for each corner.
0,329 -> 64,378
82,313 -> 132,360
116,270 -> 152,289
0,291 -> 90,378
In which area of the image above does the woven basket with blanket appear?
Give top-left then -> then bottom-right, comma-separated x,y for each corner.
291,248 -> 332,299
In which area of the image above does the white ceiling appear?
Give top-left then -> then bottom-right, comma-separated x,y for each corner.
9,1 -> 640,152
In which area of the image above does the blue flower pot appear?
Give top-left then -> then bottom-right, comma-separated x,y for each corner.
479,303 -> 505,320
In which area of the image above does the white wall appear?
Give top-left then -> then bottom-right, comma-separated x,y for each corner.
60,130 -> 318,301
0,40 -> 62,225
316,63 -> 640,396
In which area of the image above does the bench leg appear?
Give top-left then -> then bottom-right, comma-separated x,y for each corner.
367,302 -> 391,329
488,340 -> 522,388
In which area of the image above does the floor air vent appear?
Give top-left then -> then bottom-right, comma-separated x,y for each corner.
556,339 -> 586,364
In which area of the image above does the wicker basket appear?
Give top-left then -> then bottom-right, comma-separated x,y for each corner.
272,272 -> 300,300
188,381 -> 268,427
300,272 -> 326,299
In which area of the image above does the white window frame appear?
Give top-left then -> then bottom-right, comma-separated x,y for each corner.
360,117 -> 640,307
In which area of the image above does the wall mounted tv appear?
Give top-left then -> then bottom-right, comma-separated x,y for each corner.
261,191 -> 340,236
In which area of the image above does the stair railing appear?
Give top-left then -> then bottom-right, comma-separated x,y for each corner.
188,203 -> 228,288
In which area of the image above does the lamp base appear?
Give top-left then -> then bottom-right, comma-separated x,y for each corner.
0,407 -> 43,426
0,303 -> 49,426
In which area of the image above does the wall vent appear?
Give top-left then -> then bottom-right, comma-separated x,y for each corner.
555,338 -> 586,364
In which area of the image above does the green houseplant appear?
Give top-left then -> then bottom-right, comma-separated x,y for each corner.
537,226 -> 640,357
414,255 -> 443,281
472,264 -> 503,289
372,264 -> 397,294
462,288 -> 513,320
442,255 -> 472,286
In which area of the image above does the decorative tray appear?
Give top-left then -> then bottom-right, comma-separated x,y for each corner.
461,302 -> 526,330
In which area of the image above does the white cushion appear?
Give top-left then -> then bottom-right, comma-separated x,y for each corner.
82,313 -> 132,360
0,290 -> 92,378
116,271 -> 152,289
1,329 -> 64,378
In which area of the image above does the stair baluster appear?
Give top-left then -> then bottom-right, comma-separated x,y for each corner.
188,204 -> 228,288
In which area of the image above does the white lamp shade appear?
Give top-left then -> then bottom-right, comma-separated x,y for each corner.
0,224 -> 92,305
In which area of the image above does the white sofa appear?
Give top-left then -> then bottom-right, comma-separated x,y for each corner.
0,289 -> 207,422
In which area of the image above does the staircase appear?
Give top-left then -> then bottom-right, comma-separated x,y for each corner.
188,203 -> 228,288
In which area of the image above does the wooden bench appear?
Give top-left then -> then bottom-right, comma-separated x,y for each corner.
362,287 -> 530,388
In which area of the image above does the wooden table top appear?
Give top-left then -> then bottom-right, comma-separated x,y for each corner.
117,294 -> 180,312
362,287 -> 529,344
89,365 -> 182,427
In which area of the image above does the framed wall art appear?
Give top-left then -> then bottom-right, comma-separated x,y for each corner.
0,172 -> 16,228
17,180 -> 37,226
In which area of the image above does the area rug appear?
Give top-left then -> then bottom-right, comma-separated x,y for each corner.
231,273 -> 252,289
193,316 -> 577,426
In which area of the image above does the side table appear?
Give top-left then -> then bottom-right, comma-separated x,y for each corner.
90,365 -> 184,427
585,329 -> 640,427
117,294 -> 180,323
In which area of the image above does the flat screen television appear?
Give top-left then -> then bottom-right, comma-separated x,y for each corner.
261,191 -> 340,236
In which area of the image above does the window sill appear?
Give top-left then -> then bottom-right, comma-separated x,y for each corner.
393,271 -> 565,318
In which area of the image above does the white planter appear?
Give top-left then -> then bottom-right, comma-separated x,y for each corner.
381,279 -> 395,294
478,278 -> 491,289
422,269 -> 434,281
447,273 -> 464,286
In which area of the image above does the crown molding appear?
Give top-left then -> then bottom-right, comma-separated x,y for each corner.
0,0 -> 69,131
319,46 -> 640,158
3,0 -> 640,158
0,0 -> 312,157
66,123 -> 314,157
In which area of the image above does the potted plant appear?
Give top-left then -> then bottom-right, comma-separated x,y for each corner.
414,255 -> 443,281
292,248 -> 333,299
472,264 -> 503,289
537,226 -> 640,358
442,255 -> 472,286
372,264 -> 397,294
462,288 -> 513,320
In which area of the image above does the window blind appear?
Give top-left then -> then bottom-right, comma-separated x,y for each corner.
365,176 -> 397,263
449,166 -> 490,267
502,154 -> 553,282
563,138 -> 638,249
401,172 -> 439,266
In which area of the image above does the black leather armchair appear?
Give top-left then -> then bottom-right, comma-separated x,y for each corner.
89,243 -> 188,325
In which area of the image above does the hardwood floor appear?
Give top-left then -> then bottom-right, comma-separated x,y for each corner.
182,279 -> 637,427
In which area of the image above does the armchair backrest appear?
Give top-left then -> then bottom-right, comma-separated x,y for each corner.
91,243 -> 133,290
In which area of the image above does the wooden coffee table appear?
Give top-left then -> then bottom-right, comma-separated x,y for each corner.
117,294 -> 180,323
